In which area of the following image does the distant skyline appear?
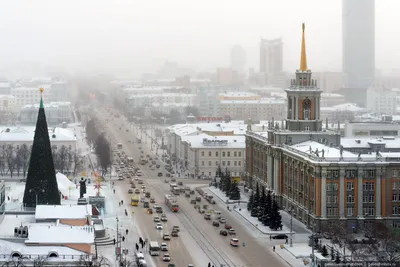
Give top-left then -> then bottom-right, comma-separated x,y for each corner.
0,0 -> 399,76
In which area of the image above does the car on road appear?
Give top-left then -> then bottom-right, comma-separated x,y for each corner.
190,199 -> 196,204
134,189 -> 141,194
163,233 -> 171,240
145,192 -> 151,198
141,185 -> 146,189
195,196 -> 201,202
164,179 -> 169,183
150,198 -> 155,203
128,189 -> 133,194
131,183 -> 136,188
147,208 -> 153,214
272,234 -> 288,240
171,178 -> 176,182
156,223 -> 163,230
171,230 -> 178,237
172,225 -> 180,232
185,192 -> 190,197
212,221 -> 220,227
153,216 -> 160,222
219,218 -> 226,223
166,173 -> 171,177
162,254 -> 171,262
158,172 -> 163,177
204,214 -> 211,220
178,181 -> 183,186
228,229 -> 236,235
230,238 -> 239,247
138,180 -> 143,184
118,176 -> 124,180
161,214 -> 167,221
224,224 -> 232,230
219,230 -> 228,236
160,243 -> 168,251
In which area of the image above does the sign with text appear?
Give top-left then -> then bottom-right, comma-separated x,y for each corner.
197,117 -> 223,122
202,138 -> 228,146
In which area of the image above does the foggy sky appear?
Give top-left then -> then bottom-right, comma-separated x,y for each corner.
0,0 -> 398,75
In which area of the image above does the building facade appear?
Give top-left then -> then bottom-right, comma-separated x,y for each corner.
19,102 -> 73,125
366,87 -> 396,115
245,23 -> 400,233
260,38 -> 283,74
11,85 -> 52,109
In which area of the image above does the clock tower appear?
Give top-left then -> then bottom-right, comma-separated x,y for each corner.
285,23 -> 322,132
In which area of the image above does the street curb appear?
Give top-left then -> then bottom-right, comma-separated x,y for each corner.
275,250 -> 295,267
207,187 -> 248,204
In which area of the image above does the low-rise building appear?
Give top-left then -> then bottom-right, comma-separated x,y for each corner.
0,95 -> 16,113
185,134 -> 245,179
11,85 -> 52,109
35,205 -> 92,226
19,102 -> 73,125
366,87 -> 396,115
320,103 -> 367,123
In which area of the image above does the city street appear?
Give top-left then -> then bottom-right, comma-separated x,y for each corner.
96,107 -> 290,267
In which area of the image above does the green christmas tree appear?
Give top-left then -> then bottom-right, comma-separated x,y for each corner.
262,190 -> 273,226
269,199 -> 282,230
23,88 -> 60,207
229,181 -> 241,200
251,183 -> 260,217
258,186 -> 266,221
247,191 -> 254,211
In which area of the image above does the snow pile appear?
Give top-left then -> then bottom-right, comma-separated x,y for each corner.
56,172 -> 76,198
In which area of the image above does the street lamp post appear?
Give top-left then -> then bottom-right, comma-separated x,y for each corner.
311,222 -> 316,267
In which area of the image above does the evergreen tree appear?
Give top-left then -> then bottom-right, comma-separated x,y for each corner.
215,165 -> 223,188
262,190 -> 273,226
251,183 -> 260,217
229,181 -> 241,200
247,191 -> 254,211
258,186 -> 266,221
330,247 -> 335,261
321,245 -> 328,257
224,169 -> 232,197
23,89 -> 60,207
269,199 -> 282,231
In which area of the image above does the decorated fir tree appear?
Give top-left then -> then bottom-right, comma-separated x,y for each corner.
23,88 -> 60,207
269,199 -> 282,230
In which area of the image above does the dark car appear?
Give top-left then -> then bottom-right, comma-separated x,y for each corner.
272,234 -> 288,240
158,172 -> 163,177
219,230 -> 228,236
212,221 -> 220,227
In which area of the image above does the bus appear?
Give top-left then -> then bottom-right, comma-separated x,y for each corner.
131,196 -> 139,206
117,143 -> 123,149
165,194 -> 179,212
149,241 -> 160,256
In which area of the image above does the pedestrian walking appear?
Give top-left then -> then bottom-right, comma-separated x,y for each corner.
113,189 -> 115,194
122,236 -> 125,242
285,238 -> 288,244
141,241 -> 144,249
208,263 -> 211,267
273,246 -> 275,252
270,235 -> 272,240
136,243 -> 139,251
121,200 -> 124,205
113,238 -> 116,245
126,229 -> 129,235
139,237 -> 143,244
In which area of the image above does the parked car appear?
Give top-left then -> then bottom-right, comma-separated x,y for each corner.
178,181 -> 183,186
272,234 -> 288,240
219,230 -> 228,236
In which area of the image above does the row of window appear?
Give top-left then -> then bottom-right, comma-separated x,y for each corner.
200,171 -> 240,177
326,169 -> 376,178
201,151 -> 242,157
327,194 -> 375,204
340,206 -> 375,217
201,161 -> 242,167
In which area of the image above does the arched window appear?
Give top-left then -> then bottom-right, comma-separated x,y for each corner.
48,252 -> 58,258
303,99 -> 311,120
11,252 -> 22,258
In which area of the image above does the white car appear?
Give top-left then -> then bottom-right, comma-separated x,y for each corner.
160,243 -> 168,251
162,254 -> 171,262
156,223 -> 163,230
153,216 -> 160,222
141,185 -> 146,189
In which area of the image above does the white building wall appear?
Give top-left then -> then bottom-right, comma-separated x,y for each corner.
366,88 -> 396,115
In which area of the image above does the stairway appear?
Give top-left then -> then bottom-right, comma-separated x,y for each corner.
95,235 -> 115,246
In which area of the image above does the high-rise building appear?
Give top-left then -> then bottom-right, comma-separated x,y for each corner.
230,45 -> 246,73
342,0 -> 375,89
259,38 -> 283,74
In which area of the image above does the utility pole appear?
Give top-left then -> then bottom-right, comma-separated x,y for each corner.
116,217 -> 120,263
290,207 -> 293,247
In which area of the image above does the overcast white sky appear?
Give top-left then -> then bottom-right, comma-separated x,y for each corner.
0,0 -> 398,75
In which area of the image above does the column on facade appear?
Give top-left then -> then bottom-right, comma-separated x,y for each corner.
267,151 -> 273,189
317,97 -> 321,120
294,96 -> 298,120
339,167 -> 345,218
376,167 -> 383,218
315,97 -> 319,120
321,168 -> 327,218
273,155 -> 279,192
357,168 -> 364,218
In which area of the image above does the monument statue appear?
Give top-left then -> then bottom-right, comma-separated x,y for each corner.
79,177 -> 87,198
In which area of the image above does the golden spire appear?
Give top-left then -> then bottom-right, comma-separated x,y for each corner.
299,23 -> 308,71
39,87 -> 44,93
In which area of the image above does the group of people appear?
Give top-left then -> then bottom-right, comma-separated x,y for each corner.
135,237 -> 146,251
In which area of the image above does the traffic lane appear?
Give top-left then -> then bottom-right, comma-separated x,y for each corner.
119,185 -> 194,267
200,191 -> 287,266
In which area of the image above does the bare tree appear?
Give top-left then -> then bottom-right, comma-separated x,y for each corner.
53,145 -> 70,174
14,144 -> 30,177
4,145 -> 16,178
79,255 -> 111,267
328,221 -> 354,262
71,151 -> 85,176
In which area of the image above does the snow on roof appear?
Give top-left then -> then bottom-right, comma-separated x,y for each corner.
168,122 -> 248,137
290,141 -> 356,160
219,92 -> 258,97
320,103 -> 365,112
321,93 -> 345,98
35,205 -> 92,220
186,135 -> 246,149
220,98 -> 285,104
22,101 -> 71,109
25,224 -> 94,244
152,103 -> 189,107
0,126 -> 76,142
0,239 -> 85,256
341,137 -> 400,149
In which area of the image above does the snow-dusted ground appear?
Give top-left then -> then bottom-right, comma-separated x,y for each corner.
208,185 -> 248,204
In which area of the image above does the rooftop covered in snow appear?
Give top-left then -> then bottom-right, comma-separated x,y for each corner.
35,205 -> 92,221
25,224 -> 94,244
0,126 -> 76,142
184,134 -> 246,149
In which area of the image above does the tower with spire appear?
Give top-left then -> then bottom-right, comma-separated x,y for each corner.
23,88 -> 60,208
265,24 -> 340,146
